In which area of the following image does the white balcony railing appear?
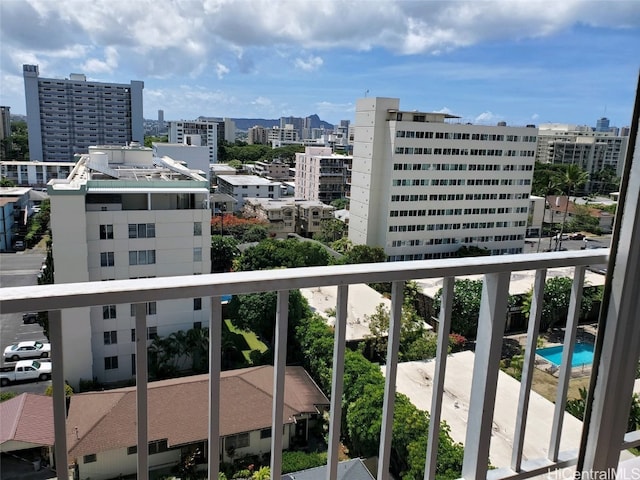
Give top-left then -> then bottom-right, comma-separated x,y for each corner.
3,246 -> 640,480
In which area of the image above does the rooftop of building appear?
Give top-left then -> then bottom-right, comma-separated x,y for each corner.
217,175 -> 281,186
244,197 -> 334,210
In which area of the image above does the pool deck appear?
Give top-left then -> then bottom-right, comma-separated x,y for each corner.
509,324 -> 598,378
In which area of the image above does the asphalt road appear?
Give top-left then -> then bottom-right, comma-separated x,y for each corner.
0,250 -> 51,395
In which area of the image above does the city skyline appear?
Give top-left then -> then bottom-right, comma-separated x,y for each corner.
1,0 -> 639,127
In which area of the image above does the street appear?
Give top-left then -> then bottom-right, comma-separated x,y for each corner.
0,250 -> 51,395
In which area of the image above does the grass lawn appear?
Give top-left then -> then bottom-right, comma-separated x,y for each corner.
530,368 -> 591,402
223,319 -> 268,362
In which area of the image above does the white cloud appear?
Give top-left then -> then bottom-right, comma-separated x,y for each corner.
474,111 -> 503,124
531,113 -> 540,121
434,107 -> 454,114
295,55 -> 323,72
252,97 -> 272,107
216,62 -> 230,79
81,46 -> 118,74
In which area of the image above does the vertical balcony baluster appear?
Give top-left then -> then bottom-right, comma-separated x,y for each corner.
209,297 -> 222,480
512,269 -> 547,471
462,272 -> 511,479
135,303 -> 149,480
377,281 -> 404,480
327,285 -> 349,480
270,290 -> 289,480
424,276 -> 454,480
50,309 -> 68,479
549,266 -> 585,461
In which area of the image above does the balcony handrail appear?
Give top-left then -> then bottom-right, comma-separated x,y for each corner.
0,249 -> 608,315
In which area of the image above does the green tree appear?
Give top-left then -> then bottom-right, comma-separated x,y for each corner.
0,177 -> 16,186
531,162 -> 566,197
228,159 -> 243,170
211,235 -> 240,273
341,244 -> 386,264
521,277 -> 602,331
226,290 -> 311,347
567,204 -> 600,234
556,164 -> 589,250
241,225 -> 268,243
313,218 -> 347,244
434,279 -> 483,337
330,198 -> 349,210
234,238 -> 330,271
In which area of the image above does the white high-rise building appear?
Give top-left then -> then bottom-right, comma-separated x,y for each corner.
48,144 -> 211,387
23,65 -> 144,162
295,147 -> 352,203
536,123 -> 628,192
168,120 -> 218,163
349,97 -> 538,261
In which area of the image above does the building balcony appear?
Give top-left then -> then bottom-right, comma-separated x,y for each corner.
2,243 -> 640,480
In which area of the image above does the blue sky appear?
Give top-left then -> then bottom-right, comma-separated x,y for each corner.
1,0 -> 639,128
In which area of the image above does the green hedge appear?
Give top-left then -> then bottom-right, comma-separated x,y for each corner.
281,451 -> 328,474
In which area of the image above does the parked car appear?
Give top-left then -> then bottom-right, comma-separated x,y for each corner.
13,240 -> 25,251
22,312 -> 39,324
0,360 -> 52,386
3,340 -> 51,361
569,233 -> 586,240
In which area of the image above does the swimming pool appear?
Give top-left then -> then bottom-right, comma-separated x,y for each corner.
536,343 -> 595,368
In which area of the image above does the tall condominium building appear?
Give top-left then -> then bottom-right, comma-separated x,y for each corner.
23,65 -> 144,162
48,144 -> 211,387
295,147 -> 352,203
0,106 -> 10,160
247,125 -> 268,145
268,125 -> 300,144
349,97 -> 537,261
168,120 -> 219,163
536,123 -> 628,192
595,117 -> 610,132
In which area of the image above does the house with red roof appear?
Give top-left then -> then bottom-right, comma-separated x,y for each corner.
0,393 -> 54,466
66,366 -> 329,480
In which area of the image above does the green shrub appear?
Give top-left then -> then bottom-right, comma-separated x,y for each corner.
281,451 -> 328,474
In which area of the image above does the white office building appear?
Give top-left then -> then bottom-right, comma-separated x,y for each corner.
1,161 -> 75,188
536,123 -> 628,192
295,147 -> 352,203
216,175 -> 282,211
168,120 -> 218,163
349,97 -> 537,260
23,65 -> 144,162
48,144 -> 211,387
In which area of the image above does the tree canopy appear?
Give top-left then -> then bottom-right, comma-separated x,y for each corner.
233,238 -> 330,271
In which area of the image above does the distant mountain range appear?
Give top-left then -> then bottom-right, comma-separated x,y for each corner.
197,114 -> 334,131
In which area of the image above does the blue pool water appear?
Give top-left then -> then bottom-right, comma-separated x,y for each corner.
536,343 -> 595,368
221,294 -> 232,303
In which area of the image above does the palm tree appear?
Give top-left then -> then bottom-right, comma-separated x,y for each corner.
556,164 -> 589,251
539,176 -> 563,252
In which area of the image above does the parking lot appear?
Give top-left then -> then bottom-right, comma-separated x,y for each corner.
0,250 -> 51,395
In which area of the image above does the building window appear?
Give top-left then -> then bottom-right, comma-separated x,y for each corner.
104,331 -> 118,345
104,356 -> 118,370
193,322 -> 202,330
149,439 -> 168,455
128,223 -> 155,238
83,454 -> 97,464
131,353 -> 136,375
127,446 -> 137,455
102,305 -> 116,319
131,329 -> 136,342
100,252 -> 115,267
129,250 -> 156,265
260,428 -> 271,439
194,222 -> 202,236
131,302 -> 157,316
193,247 -> 202,262
226,433 -> 250,450
194,298 -> 202,310
147,326 -> 158,340
100,224 -> 114,239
